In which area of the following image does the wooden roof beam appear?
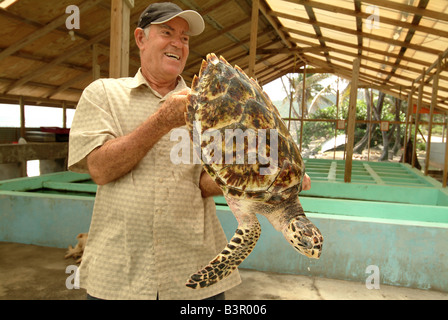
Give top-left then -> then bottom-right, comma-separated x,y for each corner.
46,60 -> 109,99
0,0 -> 104,62
258,47 -> 329,55
306,52 -> 448,99
286,27 -> 432,67
259,0 -> 307,65
223,41 -> 290,75
302,3 -> 331,64
273,11 -> 442,56
361,0 -> 448,22
261,69 -> 292,87
282,0 -> 448,39
301,54 -> 427,103
185,26 -> 274,73
256,56 -> 298,79
354,0 -> 363,57
414,46 -> 448,84
2,8 -> 146,94
259,0 -> 295,49
3,29 -> 110,94
190,17 -> 251,48
382,0 -> 430,85
291,35 -> 448,88
0,93 -> 77,108
259,66 -> 332,87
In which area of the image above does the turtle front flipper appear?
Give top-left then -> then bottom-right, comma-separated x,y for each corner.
262,192 -> 323,260
186,197 -> 260,289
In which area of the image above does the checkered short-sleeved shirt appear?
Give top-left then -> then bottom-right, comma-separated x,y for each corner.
68,69 -> 241,300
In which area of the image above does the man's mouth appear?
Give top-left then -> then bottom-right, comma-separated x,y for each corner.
165,53 -> 180,60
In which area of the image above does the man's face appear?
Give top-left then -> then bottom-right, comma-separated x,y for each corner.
138,17 -> 190,82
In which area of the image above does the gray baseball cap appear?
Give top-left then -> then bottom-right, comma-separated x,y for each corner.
138,2 -> 205,36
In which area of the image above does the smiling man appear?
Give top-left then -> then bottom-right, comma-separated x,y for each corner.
68,2 -> 241,300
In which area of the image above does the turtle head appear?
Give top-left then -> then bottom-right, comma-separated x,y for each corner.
284,216 -> 323,259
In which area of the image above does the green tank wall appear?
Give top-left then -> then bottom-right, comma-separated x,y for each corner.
1,160 -> 447,292
216,207 -> 448,292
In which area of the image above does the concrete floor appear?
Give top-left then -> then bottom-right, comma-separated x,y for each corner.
1,241 -> 447,300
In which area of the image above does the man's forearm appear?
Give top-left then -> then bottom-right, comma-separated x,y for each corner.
87,89 -> 190,185
87,111 -> 170,185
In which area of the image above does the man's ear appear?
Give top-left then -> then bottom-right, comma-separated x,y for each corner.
134,28 -> 146,50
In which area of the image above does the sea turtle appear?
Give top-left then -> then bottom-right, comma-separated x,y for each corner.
185,53 -> 323,289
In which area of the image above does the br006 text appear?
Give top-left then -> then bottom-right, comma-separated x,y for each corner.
224,304 -> 267,315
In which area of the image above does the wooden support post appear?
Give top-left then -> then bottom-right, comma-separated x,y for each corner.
412,68 -> 426,168
19,96 -> 26,177
333,77 -> 340,160
444,122 -> 448,187
109,0 -> 134,78
424,55 -> 441,175
368,88 -> 373,161
19,96 -> 25,139
299,66 -> 306,153
62,101 -> 67,129
403,82 -> 415,163
92,44 -> 101,81
287,55 -> 298,131
248,0 -> 259,78
287,79 -> 293,131
443,113 -> 447,143
344,58 -> 360,183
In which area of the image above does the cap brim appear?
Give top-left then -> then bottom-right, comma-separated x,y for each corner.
151,10 -> 205,36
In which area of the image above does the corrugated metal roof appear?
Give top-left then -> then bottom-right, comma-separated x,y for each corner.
0,0 -> 446,110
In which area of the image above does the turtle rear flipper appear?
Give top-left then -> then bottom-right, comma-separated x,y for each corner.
186,199 -> 261,289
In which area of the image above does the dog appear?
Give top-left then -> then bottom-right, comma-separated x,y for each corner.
65,233 -> 88,264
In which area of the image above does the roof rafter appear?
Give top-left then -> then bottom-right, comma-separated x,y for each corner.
382,0 -> 430,85
272,10 -> 441,56
0,0 -> 104,62
0,0 -> 446,112
282,0 -> 448,39
361,0 -> 448,21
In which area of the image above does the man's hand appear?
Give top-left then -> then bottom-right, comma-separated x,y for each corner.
156,88 -> 191,130
301,173 -> 311,192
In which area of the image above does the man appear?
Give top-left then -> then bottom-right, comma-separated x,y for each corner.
68,2 -> 241,300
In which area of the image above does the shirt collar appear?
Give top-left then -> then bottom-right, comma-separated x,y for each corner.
126,68 -> 151,89
127,68 -> 187,98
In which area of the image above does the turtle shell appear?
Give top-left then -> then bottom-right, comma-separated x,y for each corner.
186,54 -> 305,203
